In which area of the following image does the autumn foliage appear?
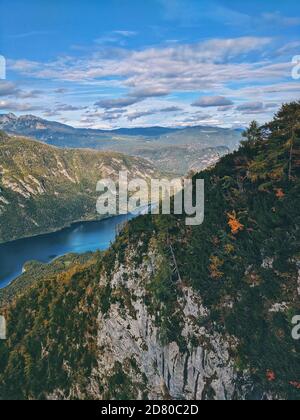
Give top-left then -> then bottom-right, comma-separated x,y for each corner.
209,256 -> 224,279
275,188 -> 285,199
289,381 -> 300,390
266,370 -> 276,382
227,211 -> 244,235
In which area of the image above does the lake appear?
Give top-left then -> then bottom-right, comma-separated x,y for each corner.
0,214 -> 134,289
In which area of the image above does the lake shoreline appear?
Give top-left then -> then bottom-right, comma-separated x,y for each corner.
0,214 -> 109,247
0,252 -> 98,304
0,202 -> 153,246
0,213 -> 134,290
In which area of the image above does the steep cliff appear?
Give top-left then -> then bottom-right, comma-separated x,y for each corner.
0,103 -> 299,400
82,241 -> 246,401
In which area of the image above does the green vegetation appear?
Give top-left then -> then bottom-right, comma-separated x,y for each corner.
0,132 -> 157,243
0,253 -> 101,400
0,103 -> 299,399
0,253 -> 97,305
0,113 -> 241,176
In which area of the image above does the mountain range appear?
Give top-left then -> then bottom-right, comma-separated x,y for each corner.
0,131 -> 160,243
0,103 -> 299,400
0,113 -> 241,175
0,113 -> 178,138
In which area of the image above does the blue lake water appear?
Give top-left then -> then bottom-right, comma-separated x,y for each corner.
0,214 -> 134,289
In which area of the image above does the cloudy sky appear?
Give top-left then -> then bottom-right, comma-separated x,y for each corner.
0,0 -> 300,129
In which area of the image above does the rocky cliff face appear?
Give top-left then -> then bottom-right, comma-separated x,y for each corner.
0,105 -> 299,400
91,244 -> 242,400
42,239 -> 251,401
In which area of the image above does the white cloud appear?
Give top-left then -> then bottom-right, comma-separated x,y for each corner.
95,96 -> 143,109
192,96 -> 233,107
94,30 -> 138,46
159,0 -> 252,27
235,101 -> 280,115
54,103 -> 87,112
0,81 -> 43,100
236,102 -> 264,111
0,100 -> 41,112
159,1 -> 300,29
9,37 -> 273,88
262,12 -> 300,27
127,106 -> 181,121
277,41 -> 300,54
0,81 -> 19,97
9,30 -> 54,39
5,35 -> 298,128
113,31 -> 137,37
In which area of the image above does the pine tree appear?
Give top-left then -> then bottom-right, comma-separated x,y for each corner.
265,102 -> 300,180
242,121 -> 262,146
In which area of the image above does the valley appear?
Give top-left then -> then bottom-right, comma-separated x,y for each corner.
0,131 -> 160,243
0,103 -> 299,400
0,213 -> 134,293
1,0 -> 299,403
0,113 -> 241,175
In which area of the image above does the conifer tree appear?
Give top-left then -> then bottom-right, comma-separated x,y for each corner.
242,120 -> 262,145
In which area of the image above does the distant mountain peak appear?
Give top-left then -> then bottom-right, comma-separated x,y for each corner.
0,113 -> 241,158
0,113 -> 18,122
18,114 -> 43,121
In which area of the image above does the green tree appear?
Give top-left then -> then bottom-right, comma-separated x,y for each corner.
265,102 -> 300,180
242,121 -> 262,146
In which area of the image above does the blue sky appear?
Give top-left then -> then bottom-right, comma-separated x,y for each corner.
0,0 -> 300,128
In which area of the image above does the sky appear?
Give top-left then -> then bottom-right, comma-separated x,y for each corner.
0,0 -> 300,129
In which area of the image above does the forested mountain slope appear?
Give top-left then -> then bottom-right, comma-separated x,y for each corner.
0,113 -> 241,176
0,132 -> 158,243
0,103 -> 299,400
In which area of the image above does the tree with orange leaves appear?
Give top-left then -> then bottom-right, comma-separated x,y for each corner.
227,211 -> 244,235
275,188 -> 285,199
